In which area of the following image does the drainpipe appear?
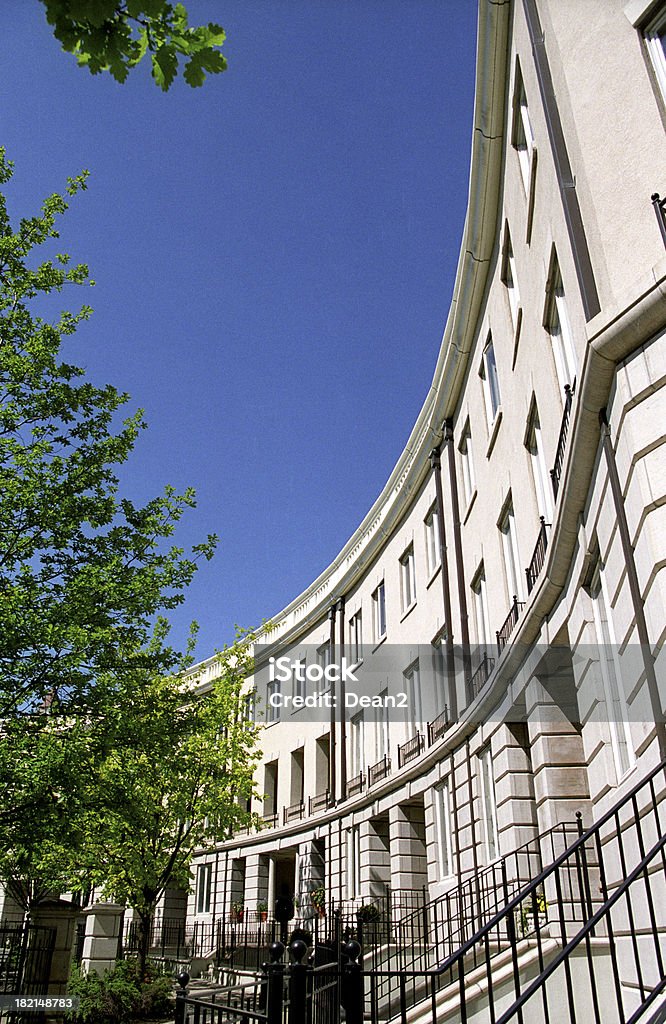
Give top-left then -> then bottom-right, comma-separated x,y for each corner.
445,420 -> 471,687
430,447 -> 457,720
599,409 -> 666,760
328,603 -> 337,803
337,597 -> 348,802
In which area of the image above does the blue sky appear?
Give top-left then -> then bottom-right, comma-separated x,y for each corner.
2,1 -> 478,660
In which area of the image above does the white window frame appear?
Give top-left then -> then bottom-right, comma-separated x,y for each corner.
512,64 -> 535,192
372,581 -> 387,642
525,405 -> 554,524
349,609 -> 363,665
347,826 -> 361,899
479,746 -> 499,863
589,560 -> 635,781
399,544 -> 417,612
196,862 -> 213,915
293,658 -> 307,701
267,679 -> 281,723
499,499 -> 523,602
471,566 -> 491,647
351,712 -> 364,778
375,689 -> 390,761
545,256 -> 577,393
480,335 -> 501,429
424,505 -> 441,578
645,6 -> 666,102
404,659 -> 423,734
501,226 -> 521,334
435,780 -> 454,880
459,420 -> 476,507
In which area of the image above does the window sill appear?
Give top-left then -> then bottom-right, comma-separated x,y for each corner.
426,564 -> 442,590
485,409 -> 503,459
400,600 -> 417,624
462,488 -> 478,525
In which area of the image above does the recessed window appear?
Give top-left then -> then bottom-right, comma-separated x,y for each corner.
372,581 -> 387,641
435,781 -> 454,879
479,746 -> 499,862
501,226 -> 521,334
471,565 -> 491,646
424,505 -> 441,577
480,336 -> 501,429
293,657 -> 307,701
196,863 -> 213,914
525,403 -> 554,524
347,825 -> 361,898
349,609 -> 363,664
645,6 -> 666,103
499,498 -> 523,602
399,544 -> 417,612
351,712 -> 364,778
267,679 -> 281,723
243,691 -> 256,723
404,660 -> 423,733
544,253 -> 577,393
511,62 -> 535,192
459,420 -> 476,506
375,689 -> 390,760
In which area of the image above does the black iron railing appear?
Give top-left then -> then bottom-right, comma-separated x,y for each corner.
550,382 -> 574,497
467,652 -> 495,702
368,755 -> 391,787
308,790 -> 330,815
496,596 -> 524,652
398,732 -> 424,768
261,812 -> 278,829
366,758 -> 666,1024
652,192 -> 666,248
427,706 -> 450,746
283,801 -> 304,825
525,517 -> 550,594
347,772 -> 365,796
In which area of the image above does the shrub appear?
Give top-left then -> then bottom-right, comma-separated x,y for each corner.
67,960 -> 173,1024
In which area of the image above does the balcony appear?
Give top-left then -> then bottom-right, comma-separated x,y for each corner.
525,517 -> 550,594
368,755 -> 391,787
652,192 -> 666,248
308,790 -> 331,815
550,383 -> 574,498
398,732 -> 425,768
261,813 -> 278,830
283,801 -> 304,825
347,772 -> 365,797
468,652 -> 495,702
427,706 -> 450,746
496,595 -> 525,652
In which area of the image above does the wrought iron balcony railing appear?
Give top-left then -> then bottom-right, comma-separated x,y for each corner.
497,595 -> 525,652
308,790 -> 331,815
368,755 -> 391,787
468,651 -> 495,702
347,772 -> 365,797
283,800 -> 304,825
550,382 -> 574,498
525,516 -> 550,594
652,191 -> 666,248
261,812 -> 278,830
427,706 -> 450,746
397,732 -> 424,768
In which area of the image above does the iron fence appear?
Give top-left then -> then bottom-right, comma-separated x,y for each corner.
525,517 -> 550,594
550,382 -> 574,498
496,596 -> 524,652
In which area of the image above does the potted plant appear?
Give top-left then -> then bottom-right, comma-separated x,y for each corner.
357,902 -> 381,924
310,887 -> 326,917
257,900 -> 268,922
231,900 -> 244,923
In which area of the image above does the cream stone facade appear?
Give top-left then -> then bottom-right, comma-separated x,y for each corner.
184,0 -> 666,1018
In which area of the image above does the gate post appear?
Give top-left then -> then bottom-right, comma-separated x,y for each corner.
174,971 -> 189,1024
287,939 -> 310,1024
341,940 -> 363,1024
264,941 -> 285,1024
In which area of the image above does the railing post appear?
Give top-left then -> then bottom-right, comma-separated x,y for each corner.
288,938 -> 309,1024
264,941 -> 285,1024
341,940 -> 363,1024
174,971 -> 189,1024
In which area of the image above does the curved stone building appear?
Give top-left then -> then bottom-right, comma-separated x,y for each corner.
185,0 -> 666,1018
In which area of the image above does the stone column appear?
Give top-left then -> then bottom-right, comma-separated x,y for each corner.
80,903 -> 124,977
388,800 -> 427,893
29,900 -> 79,994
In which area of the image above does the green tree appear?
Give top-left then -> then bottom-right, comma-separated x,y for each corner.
38,1 -> 227,90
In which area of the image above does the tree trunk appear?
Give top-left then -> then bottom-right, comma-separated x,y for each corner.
137,911 -> 152,979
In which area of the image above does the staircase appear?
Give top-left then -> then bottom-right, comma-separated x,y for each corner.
363,758 -> 666,1024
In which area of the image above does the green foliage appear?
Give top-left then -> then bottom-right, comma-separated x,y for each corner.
38,1 -> 227,90
67,960 -> 173,1024
310,886 -> 325,910
357,902 -> 380,923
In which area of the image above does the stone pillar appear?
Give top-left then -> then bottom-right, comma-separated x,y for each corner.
80,903 -> 124,977
29,900 -> 79,994
360,815 -> 390,900
388,800 -> 428,893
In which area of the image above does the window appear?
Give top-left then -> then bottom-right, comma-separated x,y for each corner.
196,863 -> 213,914
317,642 -> 331,689
435,781 -> 454,879
372,581 -> 387,641
589,560 -> 635,780
545,255 -> 577,392
349,610 -> 363,665
501,227 -> 521,333
399,544 -> 417,611
267,679 -> 281,723
499,499 -> 523,601
525,405 -> 554,523
243,691 -> 255,723
425,506 -> 441,577
351,712 -> 364,778
645,6 -> 666,103
293,658 -> 307,701
404,660 -> 423,734
471,566 -> 491,646
347,826 -> 361,898
512,63 -> 535,191
479,746 -> 499,862
480,336 -> 501,428
459,421 -> 476,506
375,690 -> 389,760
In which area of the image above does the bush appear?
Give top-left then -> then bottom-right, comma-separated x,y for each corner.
68,960 -> 174,1024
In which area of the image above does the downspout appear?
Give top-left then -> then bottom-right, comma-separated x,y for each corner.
337,597 -> 347,802
445,421 -> 471,687
430,447 -> 457,720
328,603 -> 337,804
598,409 -> 666,760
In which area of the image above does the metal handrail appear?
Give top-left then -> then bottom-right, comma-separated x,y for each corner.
496,596 -> 524,651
